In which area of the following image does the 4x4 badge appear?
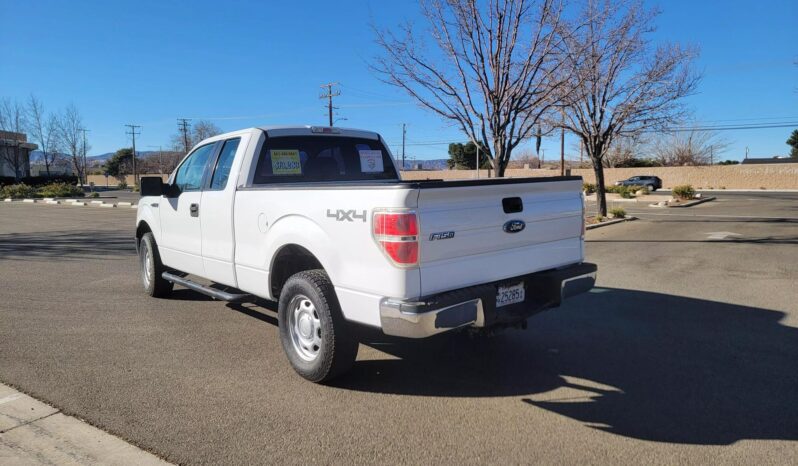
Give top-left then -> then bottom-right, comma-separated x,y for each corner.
327,209 -> 367,222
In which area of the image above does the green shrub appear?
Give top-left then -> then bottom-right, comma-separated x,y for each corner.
672,185 -> 695,200
583,182 -> 596,194
609,207 -> 626,218
37,182 -> 85,198
118,181 -> 128,189
132,184 -> 140,193
89,192 -> 100,198
615,185 -> 642,198
0,183 -> 38,199
605,185 -> 620,193
595,214 -> 604,222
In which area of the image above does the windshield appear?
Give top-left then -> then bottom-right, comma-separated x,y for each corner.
253,135 -> 399,184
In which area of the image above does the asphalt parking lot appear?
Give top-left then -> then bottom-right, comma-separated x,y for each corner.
1,193 -> 796,464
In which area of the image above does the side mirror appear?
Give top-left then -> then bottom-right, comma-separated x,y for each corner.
140,177 -> 165,197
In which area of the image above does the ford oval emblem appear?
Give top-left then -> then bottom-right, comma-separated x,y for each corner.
503,219 -> 525,233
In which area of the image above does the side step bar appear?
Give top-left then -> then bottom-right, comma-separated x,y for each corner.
162,272 -> 252,303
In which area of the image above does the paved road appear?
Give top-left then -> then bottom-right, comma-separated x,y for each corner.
1,194 -> 796,464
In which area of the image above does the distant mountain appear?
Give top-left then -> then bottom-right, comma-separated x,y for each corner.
30,150 -> 159,163
398,158 -> 449,170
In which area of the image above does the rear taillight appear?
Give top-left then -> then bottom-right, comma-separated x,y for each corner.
373,211 -> 419,267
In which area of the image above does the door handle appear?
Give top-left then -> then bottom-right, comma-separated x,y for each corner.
190,203 -> 199,217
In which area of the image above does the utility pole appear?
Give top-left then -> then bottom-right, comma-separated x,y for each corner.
560,110 -> 566,176
79,128 -> 90,185
148,145 -> 163,174
319,82 -> 340,126
560,128 -> 565,176
710,145 -> 714,166
476,145 -> 480,179
125,124 -> 141,186
401,123 -> 406,170
177,118 -> 191,154
579,140 -> 584,166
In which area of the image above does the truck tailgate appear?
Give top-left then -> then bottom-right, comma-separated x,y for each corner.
416,177 -> 584,296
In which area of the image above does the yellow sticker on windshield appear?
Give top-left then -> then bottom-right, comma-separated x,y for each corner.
271,149 -> 302,175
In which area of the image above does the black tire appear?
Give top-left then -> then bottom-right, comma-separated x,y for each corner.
139,232 -> 173,298
278,269 -> 358,383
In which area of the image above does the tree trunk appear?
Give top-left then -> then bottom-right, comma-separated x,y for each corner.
593,161 -> 608,217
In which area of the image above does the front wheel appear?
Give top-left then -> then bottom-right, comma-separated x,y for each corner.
278,270 -> 358,383
139,232 -> 173,298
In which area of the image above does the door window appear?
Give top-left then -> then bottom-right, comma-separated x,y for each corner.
175,143 -> 215,191
209,138 -> 240,190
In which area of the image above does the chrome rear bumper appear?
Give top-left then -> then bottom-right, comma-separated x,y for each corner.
379,262 -> 597,338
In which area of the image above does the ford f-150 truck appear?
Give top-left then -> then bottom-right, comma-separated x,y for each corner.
135,126 -> 596,382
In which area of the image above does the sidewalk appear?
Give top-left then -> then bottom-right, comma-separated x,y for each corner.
0,383 -> 169,465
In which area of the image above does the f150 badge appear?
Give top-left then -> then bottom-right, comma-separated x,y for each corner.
429,231 -> 455,241
327,209 -> 367,222
503,219 -> 525,233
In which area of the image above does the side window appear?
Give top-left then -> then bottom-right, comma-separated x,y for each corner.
175,143 -> 215,191
209,138 -> 240,190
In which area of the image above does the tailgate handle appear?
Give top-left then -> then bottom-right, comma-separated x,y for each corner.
502,197 -> 523,214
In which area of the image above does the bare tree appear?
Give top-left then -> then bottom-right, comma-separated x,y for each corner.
169,119 -> 222,154
373,0 -> 570,176
652,129 -> 730,166
559,0 -> 699,215
26,95 -> 62,177
56,104 -> 87,184
0,98 -> 28,180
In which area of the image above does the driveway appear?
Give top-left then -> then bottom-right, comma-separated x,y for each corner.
1,193 -> 796,464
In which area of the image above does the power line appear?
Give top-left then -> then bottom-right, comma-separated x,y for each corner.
124,124 -> 141,185
386,121 -> 798,147
319,82 -> 340,126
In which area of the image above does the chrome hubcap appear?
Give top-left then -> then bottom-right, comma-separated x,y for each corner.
141,245 -> 152,287
288,295 -> 322,361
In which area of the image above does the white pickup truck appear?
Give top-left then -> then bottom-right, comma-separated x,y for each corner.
136,126 -> 596,382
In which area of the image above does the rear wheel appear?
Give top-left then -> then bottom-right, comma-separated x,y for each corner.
139,232 -> 173,298
278,270 -> 358,383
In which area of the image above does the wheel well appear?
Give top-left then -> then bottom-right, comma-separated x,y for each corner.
270,245 -> 324,299
135,222 -> 152,249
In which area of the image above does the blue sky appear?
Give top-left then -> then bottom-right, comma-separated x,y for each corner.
1,0 -> 796,161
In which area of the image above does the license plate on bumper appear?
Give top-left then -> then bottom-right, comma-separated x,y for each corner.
496,282 -> 525,307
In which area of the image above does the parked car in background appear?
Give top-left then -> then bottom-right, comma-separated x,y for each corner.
615,175 -> 662,191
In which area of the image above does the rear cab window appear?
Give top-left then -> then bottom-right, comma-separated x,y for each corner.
252,135 -> 398,184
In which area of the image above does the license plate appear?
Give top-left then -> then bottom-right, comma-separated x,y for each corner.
496,282 -> 525,307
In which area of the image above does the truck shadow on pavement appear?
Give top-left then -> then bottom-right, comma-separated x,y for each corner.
331,288 -> 798,446
0,230 -> 134,260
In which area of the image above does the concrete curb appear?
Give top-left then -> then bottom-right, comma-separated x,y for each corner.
4,198 -> 136,210
0,382 -> 170,465
586,216 -> 637,230
669,196 -> 716,208
648,196 -> 717,208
